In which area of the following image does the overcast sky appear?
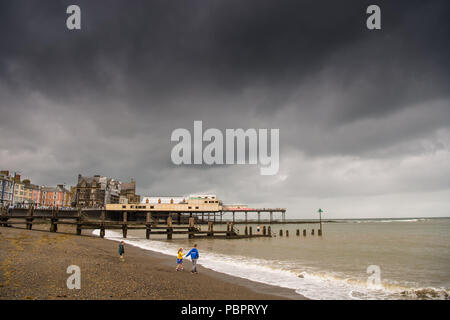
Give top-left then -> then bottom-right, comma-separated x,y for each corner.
1,0 -> 449,218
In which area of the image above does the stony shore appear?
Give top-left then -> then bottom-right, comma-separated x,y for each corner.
0,225 -> 306,300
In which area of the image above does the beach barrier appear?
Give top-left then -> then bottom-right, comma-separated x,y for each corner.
0,207 -> 272,240
303,229 -> 306,236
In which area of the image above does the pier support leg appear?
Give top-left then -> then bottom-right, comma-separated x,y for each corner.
286,230 -> 289,237
303,229 -> 306,236
245,226 -> 248,235
100,226 -> 105,238
270,211 -> 273,223
232,211 -> 235,223
249,226 -> 252,237
268,226 -> 272,237
245,212 -> 247,224
263,226 -> 266,236
296,229 -> 300,236
146,225 -> 151,239
280,229 -> 283,236
318,229 -> 322,236
258,211 -> 260,223
167,227 -> 173,240
311,229 -> 314,236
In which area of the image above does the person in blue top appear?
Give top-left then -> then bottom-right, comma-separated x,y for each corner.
185,244 -> 199,274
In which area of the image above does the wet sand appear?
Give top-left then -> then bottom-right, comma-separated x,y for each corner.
0,226 -> 306,300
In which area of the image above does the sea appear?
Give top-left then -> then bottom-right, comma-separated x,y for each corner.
93,217 -> 450,300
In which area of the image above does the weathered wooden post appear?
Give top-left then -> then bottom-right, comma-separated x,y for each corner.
50,207 -> 58,232
279,229 -> 283,236
76,207 -> 82,235
296,229 -> 300,236
122,211 -> 128,238
303,229 -> 306,236
167,216 -> 173,240
26,205 -> 34,230
249,226 -> 252,236
146,212 -> 151,239
268,226 -> 272,236
100,209 -> 105,238
207,221 -> 213,237
286,230 -> 289,237
188,217 -> 195,239
263,225 -> 266,236
232,211 -> 235,223
245,225 -> 248,235
257,211 -> 261,223
318,228 -> 322,236
311,229 -> 314,236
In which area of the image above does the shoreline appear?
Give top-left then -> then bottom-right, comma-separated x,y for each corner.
0,225 -> 307,300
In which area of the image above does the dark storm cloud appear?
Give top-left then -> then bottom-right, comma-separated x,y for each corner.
1,0 -> 449,217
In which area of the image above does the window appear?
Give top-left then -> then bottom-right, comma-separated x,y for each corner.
150,206 -> 154,209
195,206 -> 199,209
122,205 -> 126,209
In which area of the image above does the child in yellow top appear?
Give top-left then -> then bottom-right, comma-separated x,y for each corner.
176,248 -> 184,271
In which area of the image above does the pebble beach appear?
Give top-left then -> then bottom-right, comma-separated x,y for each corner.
0,226 -> 304,300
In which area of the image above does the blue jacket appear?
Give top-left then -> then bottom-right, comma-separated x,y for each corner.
185,248 -> 199,259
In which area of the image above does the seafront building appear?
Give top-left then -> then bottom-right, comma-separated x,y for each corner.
39,185 -> 70,208
74,174 -> 139,208
120,179 -> 140,204
0,171 -> 14,206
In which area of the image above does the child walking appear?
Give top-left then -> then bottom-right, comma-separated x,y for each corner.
118,241 -> 125,262
176,248 -> 184,271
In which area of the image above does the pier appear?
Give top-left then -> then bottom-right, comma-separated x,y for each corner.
0,206 -> 275,239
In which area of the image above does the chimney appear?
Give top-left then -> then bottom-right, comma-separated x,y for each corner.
15,174 -> 21,183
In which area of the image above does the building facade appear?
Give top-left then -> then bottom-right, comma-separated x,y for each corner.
120,179 -> 140,204
74,174 -> 122,208
39,184 -> 70,208
0,171 -> 14,206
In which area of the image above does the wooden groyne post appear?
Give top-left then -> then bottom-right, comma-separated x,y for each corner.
303,229 -> 306,236
188,217 -> 195,239
167,216 -> 173,240
100,209 -> 106,238
146,212 -> 151,239
50,207 -> 58,232
26,205 -> 34,230
122,211 -> 128,238
207,221 -> 214,237
76,207 -> 82,235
